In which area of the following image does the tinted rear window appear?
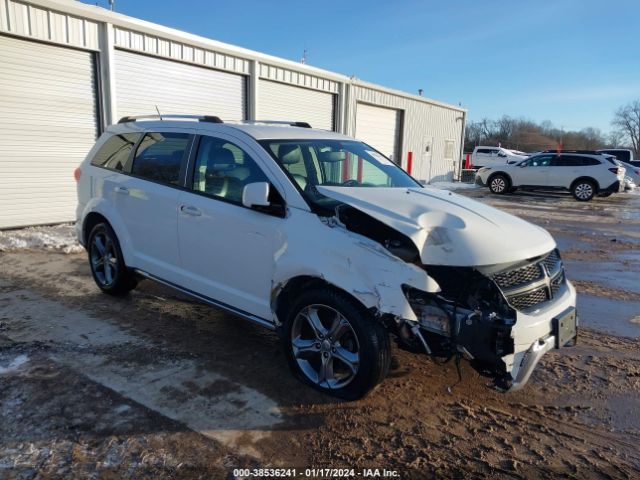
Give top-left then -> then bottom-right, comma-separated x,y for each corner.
91,133 -> 141,171
131,132 -> 190,185
600,150 -> 631,162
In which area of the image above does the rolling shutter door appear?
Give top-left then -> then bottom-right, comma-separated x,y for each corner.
355,103 -> 402,163
259,80 -> 335,130
114,50 -> 246,121
0,35 -> 99,229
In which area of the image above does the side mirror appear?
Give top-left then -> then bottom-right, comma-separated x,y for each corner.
242,182 -> 271,208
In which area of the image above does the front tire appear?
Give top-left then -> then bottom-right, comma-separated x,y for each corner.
282,288 -> 390,400
489,174 -> 509,194
88,223 -> 136,295
572,180 -> 596,201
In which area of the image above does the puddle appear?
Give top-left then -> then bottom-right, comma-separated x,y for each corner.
578,294 -> 640,338
565,260 -> 640,294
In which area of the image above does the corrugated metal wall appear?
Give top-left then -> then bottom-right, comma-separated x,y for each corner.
0,34 -> 98,228
114,49 -> 246,121
258,80 -> 335,130
347,84 -> 465,183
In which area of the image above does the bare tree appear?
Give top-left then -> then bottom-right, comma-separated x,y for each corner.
612,100 -> 640,155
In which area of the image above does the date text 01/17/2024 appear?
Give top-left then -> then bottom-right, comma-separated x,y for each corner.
232,468 -> 400,477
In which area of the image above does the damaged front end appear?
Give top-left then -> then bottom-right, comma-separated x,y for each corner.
319,191 -> 577,392
399,250 -> 577,391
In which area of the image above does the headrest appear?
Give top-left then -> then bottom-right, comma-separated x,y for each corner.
278,144 -> 302,165
207,148 -> 236,172
318,151 -> 346,163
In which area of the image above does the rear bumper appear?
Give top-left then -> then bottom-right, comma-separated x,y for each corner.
601,180 -> 623,193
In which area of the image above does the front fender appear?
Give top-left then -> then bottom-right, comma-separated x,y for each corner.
272,210 -> 439,323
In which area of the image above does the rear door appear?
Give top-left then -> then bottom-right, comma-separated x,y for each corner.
548,155 -> 582,187
176,133 -> 286,320
113,130 -> 193,279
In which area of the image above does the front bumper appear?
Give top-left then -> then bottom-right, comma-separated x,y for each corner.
504,280 -> 577,390
475,175 -> 487,187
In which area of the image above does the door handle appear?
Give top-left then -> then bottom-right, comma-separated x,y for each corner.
114,186 -> 129,195
180,205 -> 202,217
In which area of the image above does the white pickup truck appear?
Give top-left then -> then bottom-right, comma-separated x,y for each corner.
471,146 -> 528,169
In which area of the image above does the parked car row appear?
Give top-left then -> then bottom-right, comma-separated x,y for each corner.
475,150 -> 627,201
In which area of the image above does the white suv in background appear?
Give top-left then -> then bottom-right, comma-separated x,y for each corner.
75,115 -> 577,399
475,150 -> 626,201
470,146 -> 528,169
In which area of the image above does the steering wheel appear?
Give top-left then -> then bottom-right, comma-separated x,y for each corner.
342,179 -> 360,186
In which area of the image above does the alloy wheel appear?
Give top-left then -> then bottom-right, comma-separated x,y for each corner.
291,304 -> 360,389
491,176 -> 506,193
575,183 -> 593,200
90,231 -> 119,287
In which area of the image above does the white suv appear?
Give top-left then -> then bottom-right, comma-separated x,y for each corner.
76,115 -> 577,399
476,150 -> 626,201
470,146 -> 528,169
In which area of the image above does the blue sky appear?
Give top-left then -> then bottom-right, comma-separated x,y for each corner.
85,0 -> 640,133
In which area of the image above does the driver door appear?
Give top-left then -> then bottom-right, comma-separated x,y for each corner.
517,154 -> 553,186
176,133 -> 285,320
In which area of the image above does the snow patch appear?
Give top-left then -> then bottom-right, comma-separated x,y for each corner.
0,224 -> 83,254
0,354 -> 29,375
428,181 -> 480,191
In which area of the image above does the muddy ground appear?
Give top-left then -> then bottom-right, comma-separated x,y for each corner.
1,188 -> 640,479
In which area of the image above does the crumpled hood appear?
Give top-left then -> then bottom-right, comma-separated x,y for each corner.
317,186 -> 556,267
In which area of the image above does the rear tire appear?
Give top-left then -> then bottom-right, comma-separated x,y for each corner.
88,223 -> 137,295
281,288 -> 390,400
488,174 -> 509,194
572,180 -> 596,201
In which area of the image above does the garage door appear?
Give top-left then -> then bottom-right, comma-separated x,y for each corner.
115,50 -> 246,122
355,103 -> 402,163
0,35 -> 99,229
259,80 -> 335,130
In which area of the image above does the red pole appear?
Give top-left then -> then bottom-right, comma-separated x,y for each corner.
465,153 -> 470,169
357,158 -> 363,183
407,151 -> 413,175
342,152 -> 351,181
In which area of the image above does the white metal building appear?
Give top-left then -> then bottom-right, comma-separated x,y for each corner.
0,0 -> 466,229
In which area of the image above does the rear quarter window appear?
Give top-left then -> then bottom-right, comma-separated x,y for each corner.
131,132 -> 190,186
90,133 -> 141,172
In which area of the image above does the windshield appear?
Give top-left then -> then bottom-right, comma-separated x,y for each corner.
259,139 -> 421,211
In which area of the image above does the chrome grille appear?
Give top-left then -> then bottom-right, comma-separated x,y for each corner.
493,263 -> 543,289
492,249 -> 566,312
509,286 -> 549,311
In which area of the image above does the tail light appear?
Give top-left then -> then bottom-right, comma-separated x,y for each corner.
74,167 -> 82,182
635,169 -> 640,176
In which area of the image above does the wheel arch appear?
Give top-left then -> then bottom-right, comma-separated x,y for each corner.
571,176 -> 600,191
488,171 -> 513,187
273,275 -> 372,327
82,211 -> 111,245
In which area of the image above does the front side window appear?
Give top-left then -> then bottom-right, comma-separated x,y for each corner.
192,136 -> 268,204
91,133 -> 141,171
527,155 -> 552,167
131,132 -> 190,185
260,139 -> 420,211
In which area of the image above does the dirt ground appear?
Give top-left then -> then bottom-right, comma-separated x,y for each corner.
1,188 -> 640,479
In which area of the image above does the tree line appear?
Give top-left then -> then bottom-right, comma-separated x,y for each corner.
464,99 -> 640,155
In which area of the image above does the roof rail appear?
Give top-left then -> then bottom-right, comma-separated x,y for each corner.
247,120 -> 312,128
118,114 -> 223,124
540,149 -> 601,154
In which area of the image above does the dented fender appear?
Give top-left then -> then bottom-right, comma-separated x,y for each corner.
271,208 -> 440,324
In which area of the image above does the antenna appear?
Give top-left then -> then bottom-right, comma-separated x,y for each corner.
301,49 -> 307,64
108,0 -> 114,11
155,105 -> 163,121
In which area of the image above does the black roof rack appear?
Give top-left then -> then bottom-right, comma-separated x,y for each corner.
249,120 -> 312,128
118,114 -> 223,124
541,149 -> 601,154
